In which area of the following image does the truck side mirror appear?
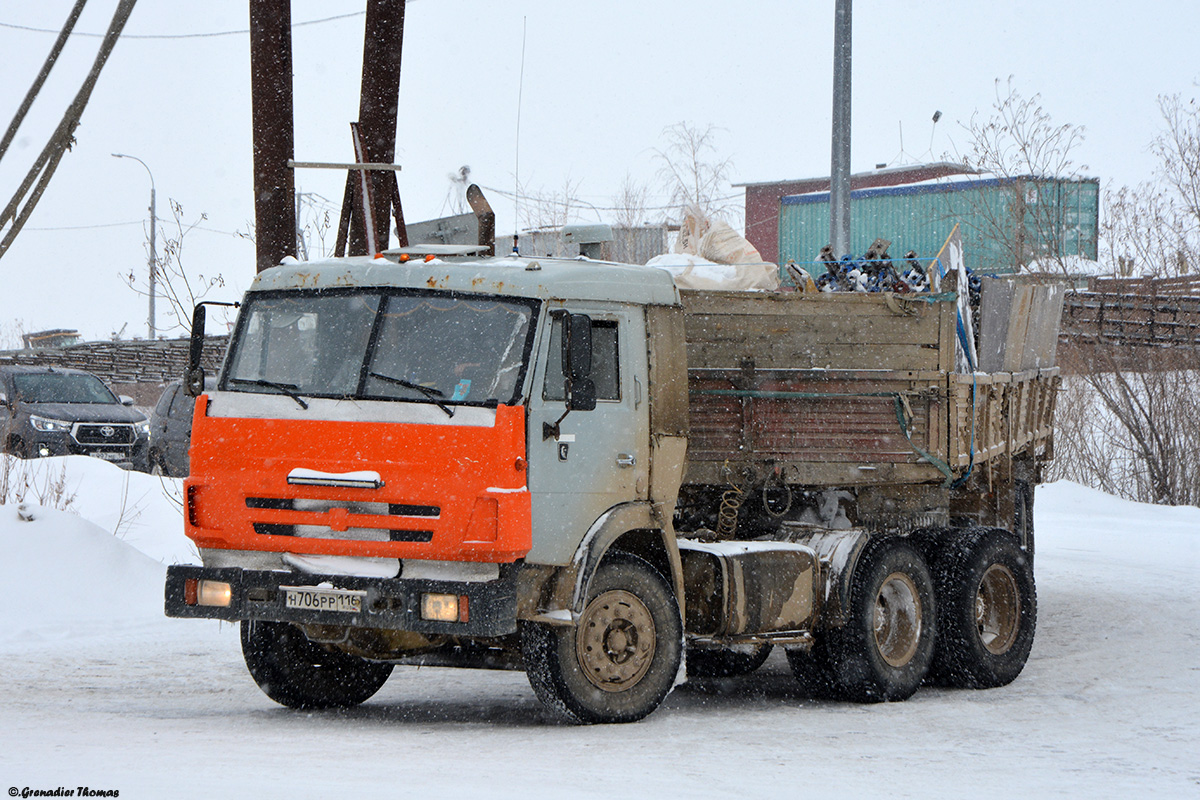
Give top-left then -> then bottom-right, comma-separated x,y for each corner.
0,392 -> 9,408
562,312 -> 596,412
185,304 -> 207,397
568,377 -> 597,412
563,312 -> 593,381
544,312 -> 597,439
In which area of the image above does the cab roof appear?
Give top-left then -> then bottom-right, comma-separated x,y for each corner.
247,254 -> 682,307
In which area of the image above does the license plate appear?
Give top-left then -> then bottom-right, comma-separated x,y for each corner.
283,585 -> 366,613
92,451 -> 123,461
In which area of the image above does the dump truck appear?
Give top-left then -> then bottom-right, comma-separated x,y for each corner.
164,248 -> 1059,723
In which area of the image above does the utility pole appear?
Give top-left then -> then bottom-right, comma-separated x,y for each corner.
347,0 -> 407,255
830,0 -> 852,258
248,0 -> 296,273
112,152 -> 156,340
247,1 -> 407,266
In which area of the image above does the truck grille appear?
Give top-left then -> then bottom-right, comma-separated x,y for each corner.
73,423 -> 135,445
251,523 -> 433,542
245,497 -> 438,543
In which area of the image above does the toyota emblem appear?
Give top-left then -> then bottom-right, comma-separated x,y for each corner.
100,426 -> 116,438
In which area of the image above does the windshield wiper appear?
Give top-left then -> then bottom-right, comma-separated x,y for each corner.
369,372 -> 454,417
230,378 -> 309,410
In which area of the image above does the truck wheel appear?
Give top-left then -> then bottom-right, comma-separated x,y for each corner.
521,553 -> 682,724
825,539 -> 936,702
931,529 -> 1036,689
785,640 -> 841,699
240,620 -> 394,709
687,643 -> 772,679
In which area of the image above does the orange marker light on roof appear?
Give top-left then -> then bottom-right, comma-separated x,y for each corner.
399,253 -> 410,262
425,254 -> 436,262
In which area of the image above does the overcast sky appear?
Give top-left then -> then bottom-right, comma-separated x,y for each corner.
1,0 -> 1197,342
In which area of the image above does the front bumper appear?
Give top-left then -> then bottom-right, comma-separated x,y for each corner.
164,564 -> 519,638
22,430 -> 148,470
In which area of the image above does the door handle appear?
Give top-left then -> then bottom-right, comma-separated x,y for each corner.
616,453 -> 636,468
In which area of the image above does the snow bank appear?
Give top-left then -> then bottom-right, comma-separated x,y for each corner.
1037,479 -> 1200,567
1025,254 -> 1108,275
0,502 -> 167,644
0,455 -> 197,644
3,454 -> 197,565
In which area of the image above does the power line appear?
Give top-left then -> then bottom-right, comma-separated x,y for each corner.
0,10 -> 365,40
27,219 -> 142,231
22,218 -> 247,237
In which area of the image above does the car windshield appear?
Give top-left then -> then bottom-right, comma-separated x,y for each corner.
13,373 -> 117,404
223,290 -> 538,408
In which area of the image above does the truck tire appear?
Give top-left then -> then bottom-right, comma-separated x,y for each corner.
930,529 -> 1036,689
824,538 -> 936,702
687,643 -> 772,680
785,640 -> 841,699
521,553 -> 682,724
240,620 -> 394,709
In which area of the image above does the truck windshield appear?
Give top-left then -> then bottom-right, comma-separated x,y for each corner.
223,290 -> 538,408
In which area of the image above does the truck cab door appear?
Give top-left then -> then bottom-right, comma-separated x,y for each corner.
526,306 -> 650,565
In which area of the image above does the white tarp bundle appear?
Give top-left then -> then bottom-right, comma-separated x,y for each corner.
653,211 -> 779,291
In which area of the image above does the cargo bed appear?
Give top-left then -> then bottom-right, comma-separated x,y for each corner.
679,286 -> 1059,490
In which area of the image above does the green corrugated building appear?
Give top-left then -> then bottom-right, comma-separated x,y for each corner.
778,173 -> 1099,276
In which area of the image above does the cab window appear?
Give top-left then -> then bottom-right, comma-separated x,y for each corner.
543,317 -> 619,402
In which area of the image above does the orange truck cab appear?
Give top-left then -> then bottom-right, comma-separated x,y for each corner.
165,251 -> 693,722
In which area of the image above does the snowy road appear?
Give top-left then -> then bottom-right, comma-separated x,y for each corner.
2,472 -> 1198,798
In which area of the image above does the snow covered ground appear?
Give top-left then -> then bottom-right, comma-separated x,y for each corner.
1,456 -> 1197,798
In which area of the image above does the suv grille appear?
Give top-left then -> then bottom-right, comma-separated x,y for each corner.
73,423 -> 135,445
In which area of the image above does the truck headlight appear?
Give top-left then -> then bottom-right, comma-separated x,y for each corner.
30,415 -> 71,433
135,420 -> 150,437
184,579 -> 232,607
421,592 -> 468,623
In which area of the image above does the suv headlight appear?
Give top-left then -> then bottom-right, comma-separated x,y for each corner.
135,420 -> 151,438
30,415 -> 72,433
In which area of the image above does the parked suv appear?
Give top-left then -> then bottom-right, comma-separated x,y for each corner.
147,378 -> 210,477
0,366 -> 150,470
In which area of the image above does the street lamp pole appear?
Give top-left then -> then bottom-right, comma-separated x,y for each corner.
112,152 -> 156,340
830,0 -> 853,259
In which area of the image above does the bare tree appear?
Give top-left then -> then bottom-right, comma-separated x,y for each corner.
610,172 -> 652,230
954,77 -> 1088,274
517,175 -> 587,233
293,190 -> 339,261
654,122 -> 739,226
0,319 -> 28,350
122,199 -> 225,336
607,173 -> 667,264
1049,93 -> 1200,505
1101,95 -> 1200,278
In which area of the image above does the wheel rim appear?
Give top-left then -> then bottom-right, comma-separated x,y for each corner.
873,572 -> 922,668
577,589 -> 656,692
976,564 -> 1021,655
